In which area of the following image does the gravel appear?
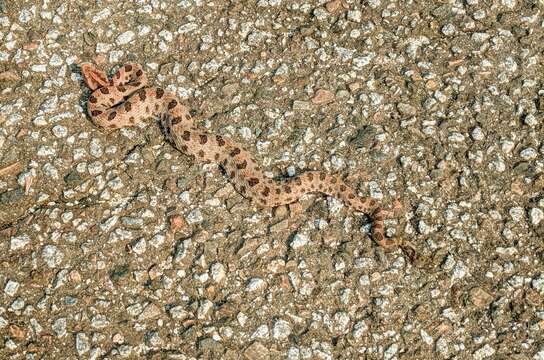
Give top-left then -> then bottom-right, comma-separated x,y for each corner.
0,1 -> 543,359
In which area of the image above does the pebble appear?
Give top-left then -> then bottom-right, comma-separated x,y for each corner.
441,24 -> 456,36
469,287 -> 494,308
471,127 -> 484,141
473,344 -> 495,359
397,102 -> 417,116
325,0 -> 342,13
197,300 -> 213,320
53,318 -> 67,337
520,147 -> 537,160
347,10 -> 362,23
311,89 -> 334,105
290,233 -> 309,249
186,209 -> 203,224
75,332 -> 90,355
246,278 -> 266,292
138,303 -> 161,320
116,31 -> 135,45
210,263 -> 226,283
10,234 -> 30,251
509,207 -> 525,222
244,341 -> 269,359
42,245 -> 64,268
52,125 -> 67,138
529,208 -> 543,226
4,280 -> 19,296
272,319 -> 291,340
129,238 -> 147,255
292,100 -> 311,111
169,305 -> 189,320
523,114 -> 537,126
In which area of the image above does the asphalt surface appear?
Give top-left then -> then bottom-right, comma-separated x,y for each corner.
0,1 -> 543,359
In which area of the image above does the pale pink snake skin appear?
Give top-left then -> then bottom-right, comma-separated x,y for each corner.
81,62 -> 409,254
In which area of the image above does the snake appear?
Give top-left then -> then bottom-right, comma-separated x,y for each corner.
80,62 -> 404,252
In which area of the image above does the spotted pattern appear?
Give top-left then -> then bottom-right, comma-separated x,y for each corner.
81,62 -> 400,251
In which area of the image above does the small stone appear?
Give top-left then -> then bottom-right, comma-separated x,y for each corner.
473,344 -> 495,359
4,280 -> 19,296
529,208 -> 543,226
252,325 -> 269,339
129,238 -> 146,255
91,314 -> 109,329
441,24 -> 456,36
292,100 -> 310,111
53,318 -> 67,337
311,89 -> 334,104
469,287 -> 494,308
10,234 -> 30,250
112,333 -> 124,344
9,324 -> 25,341
186,209 -> 203,224
210,263 -> 226,283
471,127 -> 484,141
52,125 -> 67,138
333,311 -> 350,334
509,207 -> 524,222
397,102 -> 417,116
138,303 -> 161,320
75,332 -> 90,355
197,300 -> 213,319
520,147 -> 537,160
290,233 -> 309,249
347,9 -> 362,22
145,331 -> 163,347
221,83 -> 239,97
523,114 -> 537,126
121,216 -> 143,228
116,31 -> 135,45
198,337 -> 223,352
384,343 -> 398,360
244,341 -> 270,360
348,82 -> 361,92
42,245 -> 64,268
272,319 -> 291,340
325,0 -> 342,13
246,278 -> 266,292
169,215 -> 189,234
89,138 -> 103,158
169,305 -> 189,320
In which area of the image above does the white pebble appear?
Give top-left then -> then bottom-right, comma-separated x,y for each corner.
186,209 -> 203,224
4,280 -> 19,297
509,207 -> 524,222
524,114 -> 537,126
31,64 -> 47,72
290,233 -> 309,249
272,319 -> 291,339
529,208 -> 543,226
42,245 -> 64,268
441,24 -> 456,36
197,300 -> 213,319
471,127 -> 484,141
520,147 -> 537,160
246,278 -> 266,292
10,234 -> 30,250
210,263 -> 226,283
116,31 -> 135,45
130,238 -> 147,255
52,125 -> 67,138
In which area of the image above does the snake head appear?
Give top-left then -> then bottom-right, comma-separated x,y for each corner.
80,63 -> 110,91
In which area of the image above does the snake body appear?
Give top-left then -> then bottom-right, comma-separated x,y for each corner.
81,63 -> 399,250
